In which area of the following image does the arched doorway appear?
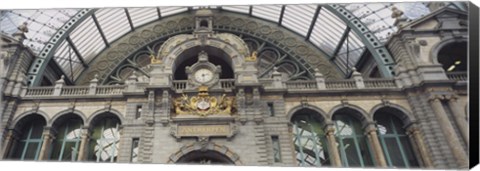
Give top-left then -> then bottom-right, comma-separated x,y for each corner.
176,150 -> 234,165
168,142 -> 242,165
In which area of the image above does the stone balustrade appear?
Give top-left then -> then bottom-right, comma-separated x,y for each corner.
173,80 -> 188,90
23,85 -> 126,97
325,80 -> 357,89
95,85 -> 125,95
285,80 -> 318,89
220,79 -> 235,89
60,86 -> 89,96
24,87 -> 55,96
364,79 -> 398,88
22,78 -> 408,98
446,71 -> 467,81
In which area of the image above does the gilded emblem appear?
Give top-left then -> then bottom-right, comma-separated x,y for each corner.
245,51 -> 257,62
172,87 -> 236,116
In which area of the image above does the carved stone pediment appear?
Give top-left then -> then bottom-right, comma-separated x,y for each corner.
401,7 -> 468,31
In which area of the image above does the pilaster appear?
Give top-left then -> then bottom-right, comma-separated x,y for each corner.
38,127 -> 55,160
445,94 -> 469,145
364,123 -> 387,167
428,95 -> 468,168
76,127 -> 91,161
406,124 -> 434,168
324,124 -> 342,167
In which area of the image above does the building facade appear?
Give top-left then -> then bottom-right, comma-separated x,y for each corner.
0,2 -> 472,169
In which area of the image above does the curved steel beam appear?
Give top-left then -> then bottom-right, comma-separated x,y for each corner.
26,9 -> 96,86
324,4 -> 396,78
28,5 -> 397,86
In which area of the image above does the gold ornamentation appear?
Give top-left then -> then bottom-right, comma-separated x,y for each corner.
173,88 -> 236,116
245,51 -> 257,62
150,54 -> 162,64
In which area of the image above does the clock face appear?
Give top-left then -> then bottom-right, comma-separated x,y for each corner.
194,68 -> 214,83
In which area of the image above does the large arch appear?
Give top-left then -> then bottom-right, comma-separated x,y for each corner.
157,34 -> 247,76
10,110 -> 49,130
167,142 -> 242,165
429,38 -> 468,72
330,104 -> 375,167
5,113 -> 48,160
49,109 -> 87,127
370,103 -> 417,127
328,103 -> 372,127
287,104 -> 331,124
430,38 -> 467,63
25,6 -> 397,86
289,105 -> 332,166
86,108 -> 124,127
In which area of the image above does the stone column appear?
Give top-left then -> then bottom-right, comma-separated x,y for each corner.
38,127 -> 54,160
445,95 -> 469,145
324,124 -> 342,167
76,127 -> 91,161
364,123 -> 387,167
428,95 -> 468,168
1,130 -> 18,159
406,124 -> 433,168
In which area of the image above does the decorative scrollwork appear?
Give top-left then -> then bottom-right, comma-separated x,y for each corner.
244,51 -> 257,62
172,89 -> 236,116
150,54 -> 162,64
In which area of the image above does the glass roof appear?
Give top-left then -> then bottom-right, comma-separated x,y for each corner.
0,2 -> 465,83
0,9 -> 79,52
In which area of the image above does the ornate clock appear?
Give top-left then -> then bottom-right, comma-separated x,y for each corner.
194,68 -> 214,84
186,51 -> 221,88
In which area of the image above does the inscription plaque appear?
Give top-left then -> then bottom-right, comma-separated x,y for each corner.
177,125 -> 231,137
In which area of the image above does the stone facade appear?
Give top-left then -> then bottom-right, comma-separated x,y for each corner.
0,6 -> 470,170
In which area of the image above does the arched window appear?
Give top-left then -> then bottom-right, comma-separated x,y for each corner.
333,112 -> 374,167
438,42 -> 467,72
374,111 -> 419,168
49,115 -> 83,161
87,115 -> 121,162
199,20 -> 209,28
8,114 -> 46,160
291,111 -> 330,166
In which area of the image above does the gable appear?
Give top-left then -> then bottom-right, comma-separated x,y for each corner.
402,7 -> 468,30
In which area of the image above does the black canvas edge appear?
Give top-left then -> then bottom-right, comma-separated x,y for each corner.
468,1 -> 479,169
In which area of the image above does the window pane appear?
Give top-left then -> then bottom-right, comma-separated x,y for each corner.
61,142 -> 79,161
400,137 -> 419,167
88,117 -> 120,162
375,111 -> 419,168
23,142 -> 40,160
11,142 -> 26,159
272,136 -> 281,162
341,138 -> 361,167
334,113 -> 373,167
384,138 -> 405,167
358,137 -> 374,167
292,113 -> 329,166
131,138 -> 139,162
49,141 -> 63,160
29,123 -> 45,139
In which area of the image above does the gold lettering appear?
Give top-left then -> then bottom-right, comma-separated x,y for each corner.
177,125 -> 230,136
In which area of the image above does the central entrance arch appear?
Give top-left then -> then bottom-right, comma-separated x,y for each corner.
176,150 -> 234,164
168,142 -> 243,165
